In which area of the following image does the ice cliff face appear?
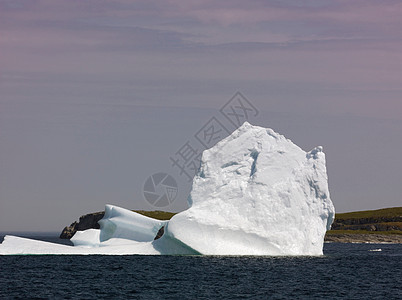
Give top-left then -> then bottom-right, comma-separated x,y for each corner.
0,122 -> 334,256
166,122 -> 335,255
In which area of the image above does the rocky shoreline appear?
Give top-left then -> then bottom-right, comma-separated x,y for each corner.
324,233 -> 402,244
60,211 -> 105,239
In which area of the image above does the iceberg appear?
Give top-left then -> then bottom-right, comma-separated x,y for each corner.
167,122 -> 334,255
0,122 -> 334,256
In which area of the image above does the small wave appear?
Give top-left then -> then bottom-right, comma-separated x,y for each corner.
369,248 -> 382,252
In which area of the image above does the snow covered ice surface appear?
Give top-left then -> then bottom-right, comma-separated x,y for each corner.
0,122 -> 334,256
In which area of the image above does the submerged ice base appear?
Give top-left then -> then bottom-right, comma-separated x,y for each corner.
0,122 -> 335,256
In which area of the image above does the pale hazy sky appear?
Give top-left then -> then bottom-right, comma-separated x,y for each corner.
1,0 -> 401,231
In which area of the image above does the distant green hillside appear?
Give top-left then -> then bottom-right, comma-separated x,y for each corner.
334,207 -> 402,220
61,207 -> 402,239
330,207 -> 402,234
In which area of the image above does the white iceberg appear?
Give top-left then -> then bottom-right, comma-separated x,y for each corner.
0,122 -> 334,256
167,122 -> 334,255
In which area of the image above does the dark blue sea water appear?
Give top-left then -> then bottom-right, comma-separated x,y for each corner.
0,234 -> 401,299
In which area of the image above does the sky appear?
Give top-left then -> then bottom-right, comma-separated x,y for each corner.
0,0 -> 401,232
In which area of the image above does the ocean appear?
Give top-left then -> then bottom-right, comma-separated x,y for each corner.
0,234 -> 401,299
